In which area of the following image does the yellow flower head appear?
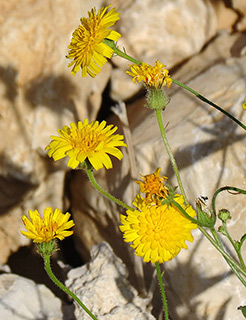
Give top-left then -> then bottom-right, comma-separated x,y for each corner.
21,207 -> 75,243
242,97 -> 246,110
67,5 -> 121,77
120,194 -> 197,263
136,168 -> 168,204
126,60 -> 172,89
45,119 -> 127,170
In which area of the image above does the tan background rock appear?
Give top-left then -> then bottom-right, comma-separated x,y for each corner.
70,30 -> 246,319
232,0 -> 246,31
0,0 -> 111,263
0,273 -> 65,319
66,242 -> 155,320
1,0 -> 246,319
110,0 -> 217,100
0,0 -> 227,264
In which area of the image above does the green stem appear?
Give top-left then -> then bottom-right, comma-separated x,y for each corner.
113,46 -> 141,65
172,201 -> 201,226
43,254 -> 98,320
155,109 -> 188,205
212,186 -> 246,218
221,222 -> 246,270
210,227 -> 246,286
106,42 -> 246,132
155,262 -> 169,320
104,39 -> 141,65
85,168 -> 133,211
198,226 -> 246,278
174,194 -> 246,284
172,79 -> 246,132
238,250 -> 246,272
211,186 -> 246,271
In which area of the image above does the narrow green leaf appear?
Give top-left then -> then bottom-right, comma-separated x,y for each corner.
240,234 -> 246,249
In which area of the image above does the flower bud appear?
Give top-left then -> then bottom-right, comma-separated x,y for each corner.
218,208 -> 231,223
146,88 -> 170,110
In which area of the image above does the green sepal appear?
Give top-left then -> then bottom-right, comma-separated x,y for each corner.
79,158 -> 93,171
218,225 -> 227,236
103,38 -> 116,50
36,239 -> 57,257
238,306 -> 246,317
236,234 -> 246,251
161,185 -> 178,207
196,200 -> 215,228
146,87 -> 170,110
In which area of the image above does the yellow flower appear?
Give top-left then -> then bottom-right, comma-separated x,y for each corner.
45,119 -> 127,170
21,207 -> 75,243
67,5 -> 121,77
126,60 -> 172,89
120,194 -> 197,263
136,167 -> 168,203
242,97 -> 246,110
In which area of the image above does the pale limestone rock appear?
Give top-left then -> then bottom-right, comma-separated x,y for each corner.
66,242 -> 155,320
0,273 -> 63,320
110,0 -> 217,100
70,31 -> 246,319
71,31 -> 246,256
110,68 -> 141,102
165,229 -> 246,320
125,46 -> 246,319
0,169 -> 66,264
0,0 -> 111,263
212,0 -> 238,31
232,0 -> 246,31
116,0 -> 217,66
1,1 -> 246,318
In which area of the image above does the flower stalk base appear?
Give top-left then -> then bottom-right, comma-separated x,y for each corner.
43,254 -> 98,320
155,109 -> 188,204
155,262 -> 169,320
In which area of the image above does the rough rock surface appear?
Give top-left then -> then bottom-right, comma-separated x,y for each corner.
66,242 -> 155,320
0,273 -> 64,319
0,0 -> 110,264
1,1 -> 246,320
70,31 -> 246,319
110,0 -> 217,100
232,0 -> 246,31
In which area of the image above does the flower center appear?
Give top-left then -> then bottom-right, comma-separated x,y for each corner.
145,176 -> 163,193
69,126 -> 106,152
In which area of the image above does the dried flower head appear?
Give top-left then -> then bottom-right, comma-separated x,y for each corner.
126,60 -> 172,89
136,167 -> 168,204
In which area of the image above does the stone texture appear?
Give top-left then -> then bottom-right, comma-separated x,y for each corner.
0,273 -> 63,319
165,231 -> 246,320
115,0 -> 217,66
71,30 -> 246,255
212,0 -> 238,31
110,0 -> 217,100
0,0 -> 110,263
0,0 -> 243,264
232,0 -> 246,31
66,242 -> 155,320
70,31 -> 246,319
1,1 -> 246,319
